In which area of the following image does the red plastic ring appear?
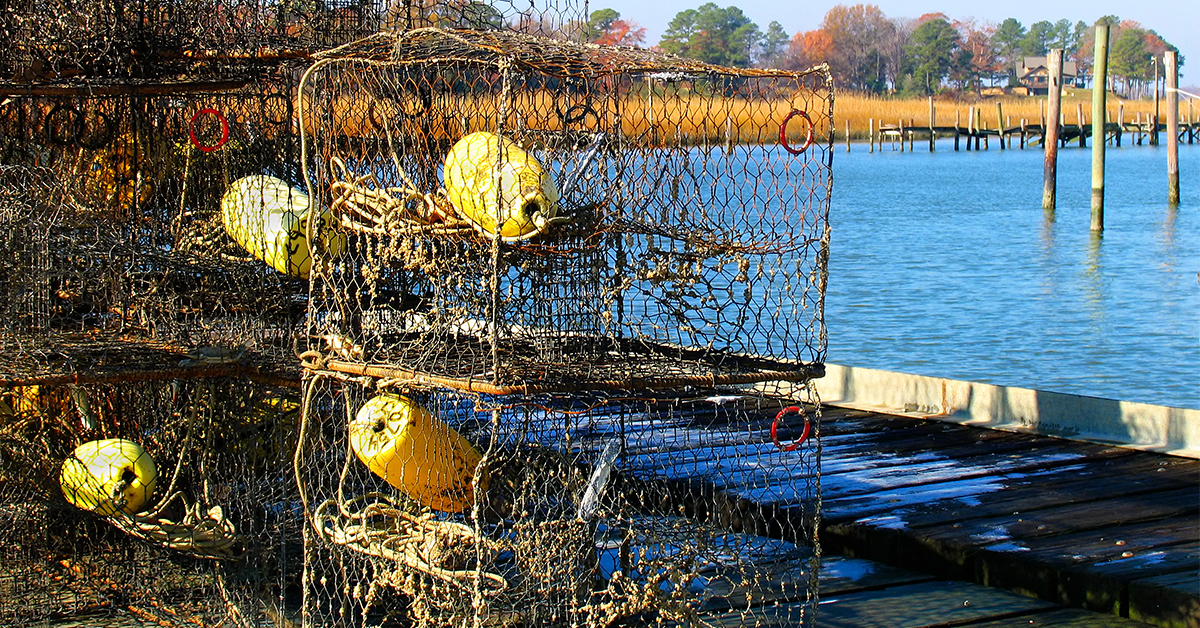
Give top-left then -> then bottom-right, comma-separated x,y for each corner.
780,109 -> 814,155
771,405 -> 812,452
189,108 -> 230,152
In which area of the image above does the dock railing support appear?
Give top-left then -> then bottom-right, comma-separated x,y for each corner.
1091,24 -> 1110,232
1165,50 -> 1180,205
1043,49 -> 1064,211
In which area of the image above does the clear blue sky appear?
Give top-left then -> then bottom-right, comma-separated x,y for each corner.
590,0 -> 1199,88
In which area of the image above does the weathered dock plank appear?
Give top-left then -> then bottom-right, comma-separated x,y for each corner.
802,406 -> 1199,628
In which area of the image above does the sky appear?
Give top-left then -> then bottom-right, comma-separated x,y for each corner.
589,0 -> 1200,88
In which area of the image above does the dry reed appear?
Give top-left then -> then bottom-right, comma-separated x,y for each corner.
304,88 -> 1195,145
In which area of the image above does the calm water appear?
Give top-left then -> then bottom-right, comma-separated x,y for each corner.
826,140 -> 1199,410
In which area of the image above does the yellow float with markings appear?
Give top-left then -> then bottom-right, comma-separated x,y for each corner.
220,175 -> 346,278
443,131 -> 560,241
59,438 -> 158,516
349,393 -> 485,513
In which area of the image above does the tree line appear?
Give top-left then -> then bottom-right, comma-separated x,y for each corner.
581,3 -> 1183,98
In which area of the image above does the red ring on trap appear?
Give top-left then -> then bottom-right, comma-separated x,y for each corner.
779,108 -> 815,155
772,405 -> 812,452
189,108 -> 230,152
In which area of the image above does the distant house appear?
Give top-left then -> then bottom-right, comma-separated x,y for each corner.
1016,57 -> 1081,94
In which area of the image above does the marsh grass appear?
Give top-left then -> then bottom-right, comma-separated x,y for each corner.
311,88 -> 1190,145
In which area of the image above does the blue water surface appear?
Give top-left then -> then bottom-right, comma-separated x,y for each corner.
826,140 -> 1199,409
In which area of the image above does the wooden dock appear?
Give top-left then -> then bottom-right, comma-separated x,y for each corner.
624,398 -> 1198,628
870,120 -> 1200,151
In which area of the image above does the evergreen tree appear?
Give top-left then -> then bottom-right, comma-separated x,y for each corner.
660,3 -> 761,67
906,17 -> 958,94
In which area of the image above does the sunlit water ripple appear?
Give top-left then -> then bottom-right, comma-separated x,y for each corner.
826,140 -> 1198,409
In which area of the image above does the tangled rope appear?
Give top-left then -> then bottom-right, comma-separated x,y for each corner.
107,490 -> 242,559
312,492 -> 508,595
328,156 -> 475,237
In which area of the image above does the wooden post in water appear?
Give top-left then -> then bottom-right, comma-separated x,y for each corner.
954,110 -> 961,150
869,118 -> 874,153
1077,102 -> 1086,147
928,97 -> 936,151
997,102 -> 1006,149
899,118 -> 904,152
1165,50 -> 1180,204
1091,24 -> 1110,232
846,119 -> 851,152
1152,59 -> 1160,146
1043,49 -> 1065,211
1021,119 -> 1027,148
967,106 -> 974,151
909,118 -> 915,151
1117,101 -> 1124,146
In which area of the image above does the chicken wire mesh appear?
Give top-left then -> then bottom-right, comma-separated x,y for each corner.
1,0 -> 587,85
0,376 -> 305,627
298,28 -> 834,392
294,375 -> 822,628
0,72 -> 322,384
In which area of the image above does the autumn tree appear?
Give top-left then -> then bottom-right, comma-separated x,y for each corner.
584,8 -> 620,41
954,18 -> 998,85
660,3 -> 761,67
818,4 -> 898,92
786,29 -> 833,71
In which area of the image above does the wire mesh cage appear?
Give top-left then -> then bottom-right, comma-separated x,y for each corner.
298,28 -> 834,393
0,375 -> 305,627
0,71 -> 323,384
0,0 -> 588,85
295,375 -> 822,627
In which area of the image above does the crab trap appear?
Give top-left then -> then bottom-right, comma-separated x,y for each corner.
295,376 -> 822,627
0,72 -> 327,384
0,0 -> 587,86
0,375 -> 306,627
298,28 -> 834,393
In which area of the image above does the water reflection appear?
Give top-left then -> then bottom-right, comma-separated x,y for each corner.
1083,231 -> 1106,319
827,143 -> 1199,408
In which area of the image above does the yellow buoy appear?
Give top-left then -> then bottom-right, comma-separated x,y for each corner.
84,133 -> 169,215
60,438 -> 158,516
349,393 -> 485,513
443,131 -> 559,241
220,175 -> 346,278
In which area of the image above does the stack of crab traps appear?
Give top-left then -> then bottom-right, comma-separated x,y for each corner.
294,27 -> 834,627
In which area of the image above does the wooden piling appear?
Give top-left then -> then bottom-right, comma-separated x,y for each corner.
928,97 -> 936,151
1091,24 -> 1110,232
846,119 -> 851,152
1077,102 -> 1086,147
1043,49 -> 1064,211
1020,119 -> 1027,148
1152,59 -> 1160,146
954,110 -> 961,150
1165,50 -> 1180,204
909,118 -> 915,151
967,106 -> 974,151
869,118 -> 874,153
997,102 -> 1006,149
899,118 -> 904,152
1108,103 -> 1118,147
